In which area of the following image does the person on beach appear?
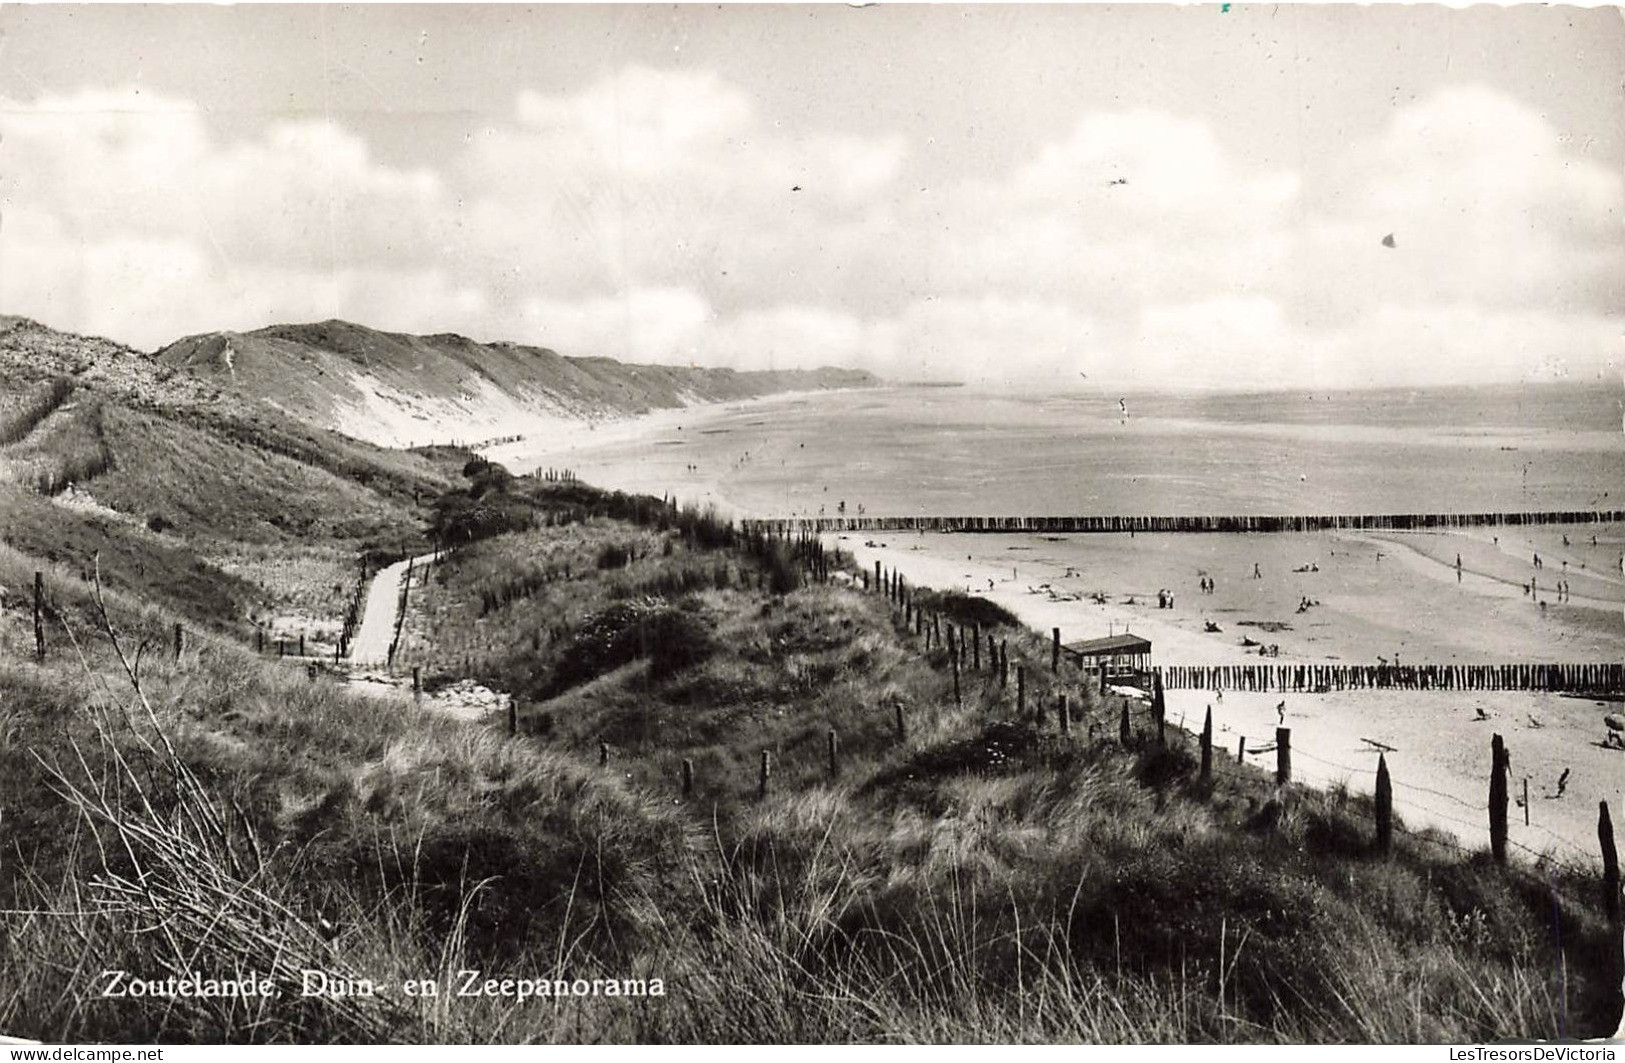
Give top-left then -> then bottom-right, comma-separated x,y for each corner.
1253,563 -> 1262,579
1276,701 -> 1286,725
1556,768 -> 1570,797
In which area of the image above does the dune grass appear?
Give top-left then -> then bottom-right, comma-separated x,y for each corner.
1,489 -> 1619,1043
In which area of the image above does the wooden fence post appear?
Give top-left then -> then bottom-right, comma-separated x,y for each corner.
1016,665 -> 1025,716
1489,733 -> 1509,865
507,699 -> 517,737
1059,694 -> 1071,736
972,623 -> 981,671
1119,700 -> 1131,745
599,741 -> 610,767
1276,727 -> 1292,786
894,702 -> 906,741
33,571 -> 44,663
1599,801 -> 1620,926
172,622 -> 184,664
1375,753 -> 1394,856
1200,704 -> 1213,782
1524,777 -> 1530,827
1237,735 -> 1246,764
952,650 -> 962,708
298,634 -> 306,658
413,666 -> 422,698
1099,661 -> 1107,695
1052,628 -> 1061,673
827,728 -> 839,778
1153,671 -> 1166,747
1000,640 -> 1009,688
758,749 -> 771,798
682,758 -> 694,798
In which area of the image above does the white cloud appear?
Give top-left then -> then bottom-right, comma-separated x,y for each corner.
0,75 -> 1617,389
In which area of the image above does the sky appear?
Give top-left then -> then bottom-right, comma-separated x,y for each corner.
0,3 -> 1621,390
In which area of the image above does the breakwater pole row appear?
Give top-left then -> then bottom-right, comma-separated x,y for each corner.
744,509 -> 1625,536
1160,661 -> 1625,695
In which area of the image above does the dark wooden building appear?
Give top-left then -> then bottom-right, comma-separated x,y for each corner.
1063,633 -> 1153,675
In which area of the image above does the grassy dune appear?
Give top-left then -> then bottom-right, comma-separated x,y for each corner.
4,477 -> 1618,1043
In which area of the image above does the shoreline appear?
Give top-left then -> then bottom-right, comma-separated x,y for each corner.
477,389 -> 1622,869
482,385 -> 880,497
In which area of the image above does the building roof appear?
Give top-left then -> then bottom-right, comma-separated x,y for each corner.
1064,633 -> 1153,657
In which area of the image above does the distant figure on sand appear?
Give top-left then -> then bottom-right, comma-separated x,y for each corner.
1276,701 -> 1286,725
1253,563 -> 1261,579
1556,768 -> 1570,797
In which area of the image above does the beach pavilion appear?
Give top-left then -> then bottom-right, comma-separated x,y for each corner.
1062,633 -> 1153,677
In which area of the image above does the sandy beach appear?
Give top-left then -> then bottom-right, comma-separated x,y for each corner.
496,385 -> 1625,868
825,527 -> 1622,868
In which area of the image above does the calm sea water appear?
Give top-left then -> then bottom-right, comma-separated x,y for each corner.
508,382 -> 1624,518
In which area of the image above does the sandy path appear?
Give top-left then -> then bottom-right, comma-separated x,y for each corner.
348,553 -> 438,667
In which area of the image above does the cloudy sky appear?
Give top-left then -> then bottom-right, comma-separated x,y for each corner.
1,4 -> 1620,390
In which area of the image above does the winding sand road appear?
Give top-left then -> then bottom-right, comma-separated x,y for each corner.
347,552 -> 438,667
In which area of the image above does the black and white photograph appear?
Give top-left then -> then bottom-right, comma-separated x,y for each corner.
1,1 -> 1622,1046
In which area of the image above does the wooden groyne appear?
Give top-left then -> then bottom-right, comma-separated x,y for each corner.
743,510 -> 1625,535
1159,661 -> 1625,695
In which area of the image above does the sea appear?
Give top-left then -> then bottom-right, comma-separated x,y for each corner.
502,381 -> 1623,519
